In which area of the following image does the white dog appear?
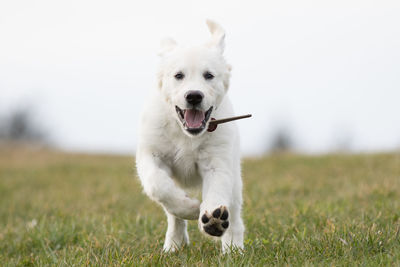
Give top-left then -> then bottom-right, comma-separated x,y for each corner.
136,20 -> 244,253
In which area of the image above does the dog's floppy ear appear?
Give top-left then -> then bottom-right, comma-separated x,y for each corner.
158,37 -> 177,57
206,19 -> 225,53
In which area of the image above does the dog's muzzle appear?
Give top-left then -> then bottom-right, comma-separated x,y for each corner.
175,106 -> 213,135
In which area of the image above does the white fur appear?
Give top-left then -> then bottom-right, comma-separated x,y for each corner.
136,20 -> 244,253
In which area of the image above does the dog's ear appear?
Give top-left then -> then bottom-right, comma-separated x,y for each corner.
206,19 -> 225,53
158,37 -> 177,57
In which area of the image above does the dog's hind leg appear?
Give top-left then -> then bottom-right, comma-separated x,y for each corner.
163,209 -> 189,252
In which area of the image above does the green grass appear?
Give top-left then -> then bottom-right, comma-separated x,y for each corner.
0,148 -> 399,266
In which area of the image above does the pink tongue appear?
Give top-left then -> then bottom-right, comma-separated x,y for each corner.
184,109 -> 205,128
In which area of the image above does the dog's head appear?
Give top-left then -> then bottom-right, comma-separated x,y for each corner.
157,20 -> 231,137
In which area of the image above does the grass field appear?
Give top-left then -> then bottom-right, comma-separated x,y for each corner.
0,148 -> 399,266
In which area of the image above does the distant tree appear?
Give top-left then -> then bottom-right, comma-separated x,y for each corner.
0,107 -> 47,144
267,126 -> 294,154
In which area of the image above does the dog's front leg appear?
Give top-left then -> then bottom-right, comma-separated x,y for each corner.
136,150 -> 200,220
197,157 -> 244,252
199,164 -> 232,237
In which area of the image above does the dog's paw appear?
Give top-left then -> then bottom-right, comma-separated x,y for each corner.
200,206 -> 229,237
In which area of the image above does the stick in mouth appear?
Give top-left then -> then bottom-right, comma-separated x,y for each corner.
207,114 -> 252,132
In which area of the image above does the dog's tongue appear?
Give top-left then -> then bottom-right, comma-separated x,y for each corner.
185,109 -> 205,128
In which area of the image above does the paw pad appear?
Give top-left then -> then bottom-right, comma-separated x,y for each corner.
201,206 -> 229,237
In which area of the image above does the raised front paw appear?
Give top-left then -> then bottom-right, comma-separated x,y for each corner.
200,206 -> 229,237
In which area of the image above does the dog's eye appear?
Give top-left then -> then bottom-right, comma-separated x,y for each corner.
174,72 -> 185,80
203,71 -> 214,80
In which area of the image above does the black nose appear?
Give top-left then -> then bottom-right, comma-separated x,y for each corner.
185,90 -> 204,105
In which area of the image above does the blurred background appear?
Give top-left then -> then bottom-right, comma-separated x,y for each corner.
1,0 -> 399,156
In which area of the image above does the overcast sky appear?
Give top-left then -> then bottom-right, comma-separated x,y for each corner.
1,0 -> 400,155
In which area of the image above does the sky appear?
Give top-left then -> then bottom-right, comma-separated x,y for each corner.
1,0 -> 400,155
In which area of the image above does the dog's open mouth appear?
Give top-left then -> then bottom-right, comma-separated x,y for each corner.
175,106 -> 213,135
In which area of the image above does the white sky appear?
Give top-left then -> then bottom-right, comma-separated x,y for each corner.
1,0 -> 400,155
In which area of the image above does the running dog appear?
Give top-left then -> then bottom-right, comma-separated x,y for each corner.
136,20 -> 244,253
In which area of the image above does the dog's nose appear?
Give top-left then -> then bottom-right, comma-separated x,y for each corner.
185,90 -> 204,105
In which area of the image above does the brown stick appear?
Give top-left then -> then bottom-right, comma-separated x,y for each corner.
209,114 -> 252,125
